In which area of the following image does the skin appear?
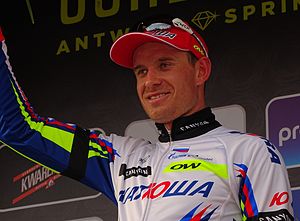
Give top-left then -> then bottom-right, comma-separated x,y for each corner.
132,42 -> 212,130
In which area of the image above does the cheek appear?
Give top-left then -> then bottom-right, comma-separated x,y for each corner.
177,73 -> 198,97
136,82 -> 144,99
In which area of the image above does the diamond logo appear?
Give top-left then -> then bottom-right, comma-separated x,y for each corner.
192,11 -> 219,31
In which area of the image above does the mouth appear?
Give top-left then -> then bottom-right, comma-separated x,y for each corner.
145,92 -> 171,104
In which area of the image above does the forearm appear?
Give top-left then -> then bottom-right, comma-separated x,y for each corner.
0,33 -> 75,172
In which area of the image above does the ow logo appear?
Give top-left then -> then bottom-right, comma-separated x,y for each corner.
164,160 -> 228,179
269,192 -> 289,207
170,163 -> 201,170
164,160 -> 202,173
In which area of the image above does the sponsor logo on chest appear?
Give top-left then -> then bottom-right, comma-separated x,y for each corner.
119,179 -> 214,204
119,164 -> 151,180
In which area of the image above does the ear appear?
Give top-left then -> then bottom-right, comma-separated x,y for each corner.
195,57 -> 211,86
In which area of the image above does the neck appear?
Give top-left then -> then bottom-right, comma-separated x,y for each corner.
156,107 -> 221,142
164,104 -> 207,131
164,122 -> 172,131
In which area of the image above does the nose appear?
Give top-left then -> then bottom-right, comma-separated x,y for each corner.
144,69 -> 162,89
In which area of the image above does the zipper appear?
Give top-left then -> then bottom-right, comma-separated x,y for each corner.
141,128 -> 173,220
168,130 -> 172,148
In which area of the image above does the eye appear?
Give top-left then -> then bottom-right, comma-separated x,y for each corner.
159,62 -> 172,70
134,68 -> 148,77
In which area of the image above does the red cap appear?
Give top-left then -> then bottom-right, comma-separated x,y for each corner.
109,18 -> 208,69
0,27 -> 4,42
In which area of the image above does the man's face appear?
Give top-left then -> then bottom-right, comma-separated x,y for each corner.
132,42 -> 208,126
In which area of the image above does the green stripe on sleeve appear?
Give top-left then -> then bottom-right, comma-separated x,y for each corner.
88,150 -> 108,159
0,140 -> 60,174
11,80 -> 74,153
89,141 -> 108,155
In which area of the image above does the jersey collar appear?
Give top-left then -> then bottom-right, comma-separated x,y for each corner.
155,107 -> 221,142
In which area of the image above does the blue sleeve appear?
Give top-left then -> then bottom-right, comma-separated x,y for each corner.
0,28 -> 117,204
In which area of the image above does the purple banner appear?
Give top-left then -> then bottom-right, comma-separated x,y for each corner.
266,93 -> 300,217
266,93 -> 300,167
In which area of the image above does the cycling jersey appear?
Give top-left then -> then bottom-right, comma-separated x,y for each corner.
0,29 -> 294,221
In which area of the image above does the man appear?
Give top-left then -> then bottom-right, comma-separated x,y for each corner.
0,18 -> 294,220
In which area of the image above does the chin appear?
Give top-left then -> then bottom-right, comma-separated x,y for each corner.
147,112 -> 175,124
144,105 -> 177,123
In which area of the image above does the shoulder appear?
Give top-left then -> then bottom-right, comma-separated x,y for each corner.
108,133 -> 155,154
213,127 -> 282,165
210,126 -> 263,145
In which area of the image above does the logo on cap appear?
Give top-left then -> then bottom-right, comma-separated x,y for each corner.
194,45 -> 205,56
150,30 -> 177,39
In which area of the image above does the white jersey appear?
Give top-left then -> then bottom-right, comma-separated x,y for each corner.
109,124 -> 294,221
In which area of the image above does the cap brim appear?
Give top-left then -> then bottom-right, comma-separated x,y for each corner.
109,32 -> 186,69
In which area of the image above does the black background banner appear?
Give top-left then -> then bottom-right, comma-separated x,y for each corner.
0,0 -> 300,220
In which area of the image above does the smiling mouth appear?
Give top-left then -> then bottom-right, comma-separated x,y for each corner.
146,92 -> 170,103
149,93 -> 167,100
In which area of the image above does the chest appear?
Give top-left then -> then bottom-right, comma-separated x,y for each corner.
116,141 -> 231,205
